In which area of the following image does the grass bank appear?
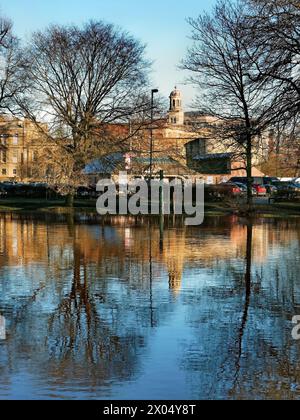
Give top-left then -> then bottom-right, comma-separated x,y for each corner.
205,201 -> 300,217
0,198 -> 97,213
0,197 -> 300,217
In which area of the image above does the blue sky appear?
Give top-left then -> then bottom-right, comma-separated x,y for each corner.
0,0 -> 216,108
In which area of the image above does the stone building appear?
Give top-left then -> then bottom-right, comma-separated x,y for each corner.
85,87 -> 269,184
0,116 -> 47,182
153,87 -> 269,182
89,87 -> 268,183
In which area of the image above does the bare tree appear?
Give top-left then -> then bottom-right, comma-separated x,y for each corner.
260,121 -> 300,178
244,0 -> 300,176
246,0 -> 300,124
0,17 -> 12,46
18,21 -> 152,205
0,16 -> 24,112
182,0 -> 278,206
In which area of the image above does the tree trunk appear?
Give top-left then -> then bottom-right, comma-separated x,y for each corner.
246,136 -> 253,210
65,193 -> 74,207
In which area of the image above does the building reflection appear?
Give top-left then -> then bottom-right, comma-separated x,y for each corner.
0,214 -> 299,399
0,214 -> 299,296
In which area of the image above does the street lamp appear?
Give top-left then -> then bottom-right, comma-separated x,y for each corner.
150,89 -> 159,180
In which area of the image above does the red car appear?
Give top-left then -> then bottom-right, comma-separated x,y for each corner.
253,184 -> 267,196
218,183 -> 242,196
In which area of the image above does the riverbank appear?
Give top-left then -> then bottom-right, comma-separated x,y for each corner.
205,200 -> 300,217
0,197 -> 300,217
0,198 -> 96,213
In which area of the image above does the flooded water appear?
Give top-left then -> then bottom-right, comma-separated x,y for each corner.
0,213 -> 300,400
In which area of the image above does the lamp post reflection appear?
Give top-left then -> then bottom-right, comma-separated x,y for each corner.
149,221 -> 155,328
234,221 -> 253,386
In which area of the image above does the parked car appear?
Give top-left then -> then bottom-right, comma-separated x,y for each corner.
293,182 -> 300,192
0,188 -> 7,197
218,182 -> 242,196
0,182 -> 56,198
230,176 -> 263,185
229,176 -> 279,186
263,177 -> 279,185
273,181 -> 300,192
253,184 -> 267,196
264,184 -> 278,195
233,182 -> 257,195
271,182 -> 300,200
233,182 -> 247,194
77,186 -> 94,198
205,183 -> 243,200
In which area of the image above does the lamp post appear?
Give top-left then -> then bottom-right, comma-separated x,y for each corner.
150,89 -> 158,180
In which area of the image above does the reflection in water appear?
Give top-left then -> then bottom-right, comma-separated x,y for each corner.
233,222 -> 252,388
0,214 -> 299,399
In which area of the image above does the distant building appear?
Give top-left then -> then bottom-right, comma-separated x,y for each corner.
165,87 -> 269,182
0,116 -> 47,182
85,87 -> 269,184
0,87 -> 270,185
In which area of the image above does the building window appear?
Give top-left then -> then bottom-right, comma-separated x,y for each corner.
0,135 -> 7,145
13,169 -> 17,176
12,134 -> 19,145
1,169 -> 6,175
12,151 -> 18,163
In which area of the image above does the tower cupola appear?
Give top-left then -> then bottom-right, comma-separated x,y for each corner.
168,87 -> 184,125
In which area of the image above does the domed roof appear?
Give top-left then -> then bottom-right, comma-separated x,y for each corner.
170,86 -> 181,97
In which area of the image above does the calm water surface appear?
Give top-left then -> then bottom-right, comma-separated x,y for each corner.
0,213 -> 300,400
